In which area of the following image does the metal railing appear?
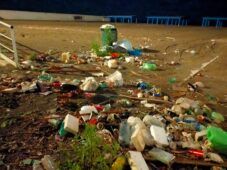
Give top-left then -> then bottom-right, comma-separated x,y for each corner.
202,17 -> 227,28
106,15 -> 137,23
0,21 -> 19,67
146,16 -> 188,26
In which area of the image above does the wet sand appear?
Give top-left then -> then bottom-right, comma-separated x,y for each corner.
1,20 -> 227,109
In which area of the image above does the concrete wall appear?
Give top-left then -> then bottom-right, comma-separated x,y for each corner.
0,10 -> 107,21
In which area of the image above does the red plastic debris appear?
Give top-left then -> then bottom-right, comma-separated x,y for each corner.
188,149 -> 204,157
88,118 -> 98,125
52,81 -> 62,88
94,105 -> 104,111
111,52 -> 120,58
84,92 -> 96,99
71,53 -> 78,60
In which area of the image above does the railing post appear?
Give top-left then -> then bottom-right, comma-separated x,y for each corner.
0,21 -> 20,68
10,27 -> 19,67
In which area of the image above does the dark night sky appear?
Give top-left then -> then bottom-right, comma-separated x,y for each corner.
0,0 -> 227,24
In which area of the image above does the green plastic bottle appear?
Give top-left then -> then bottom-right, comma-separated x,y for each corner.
98,82 -> 108,90
142,63 -> 157,71
168,77 -> 177,84
38,71 -> 53,82
58,122 -> 68,137
207,126 -> 227,155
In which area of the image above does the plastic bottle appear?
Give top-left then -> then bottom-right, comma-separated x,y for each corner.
38,71 -> 53,82
137,82 -> 150,90
211,112 -> 225,123
207,126 -> 227,155
118,121 -> 132,146
58,122 -> 68,137
148,148 -> 175,165
98,82 -> 108,90
128,49 -> 142,56
111,156 -> 127,170
142,63 -> 157,71
168,77 -> 177,84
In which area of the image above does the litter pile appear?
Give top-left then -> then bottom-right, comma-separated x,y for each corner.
0,24 -> 226,170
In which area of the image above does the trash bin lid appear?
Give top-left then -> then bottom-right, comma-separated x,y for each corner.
100,24 -> 116,30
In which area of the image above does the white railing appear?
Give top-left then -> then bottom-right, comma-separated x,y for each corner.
0,21 -> 19,67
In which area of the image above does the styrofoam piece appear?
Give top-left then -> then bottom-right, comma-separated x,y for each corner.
150,125 -> 169,146
128,151 -> 149,170
64,114 -> 79,134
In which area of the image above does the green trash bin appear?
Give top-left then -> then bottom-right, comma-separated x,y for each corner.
100,24 -> 117,46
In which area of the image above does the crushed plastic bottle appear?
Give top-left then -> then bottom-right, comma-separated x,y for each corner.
148,148 -> 175,165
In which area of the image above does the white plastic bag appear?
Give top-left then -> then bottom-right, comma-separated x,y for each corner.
106,71 -> 123,87
79,105 -> 98,121
80,77 -> 98,91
